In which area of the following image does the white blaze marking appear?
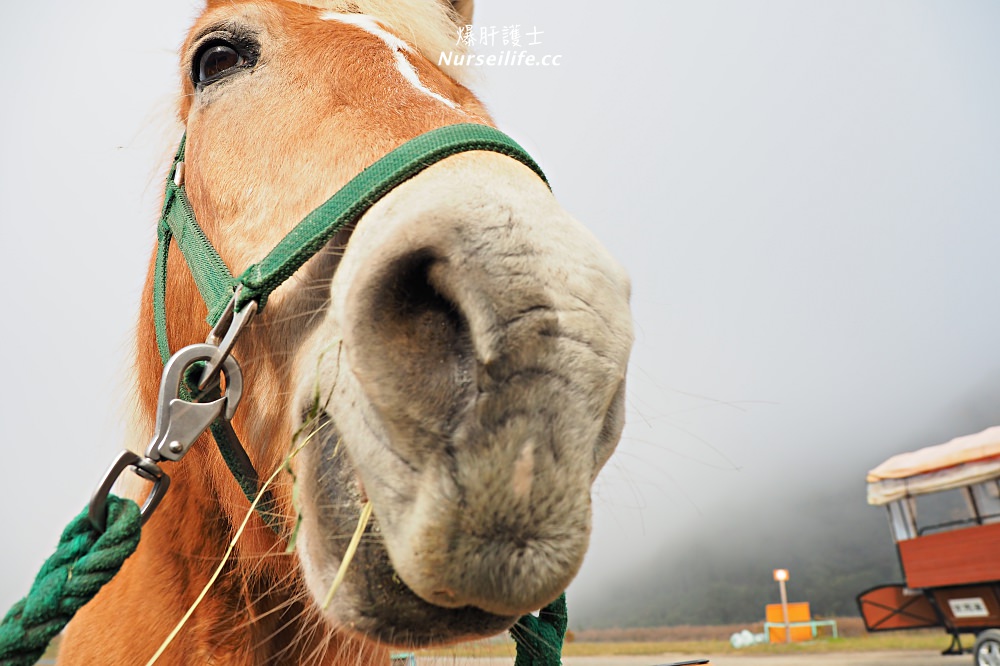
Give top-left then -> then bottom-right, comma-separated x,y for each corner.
320,12 -> 458,109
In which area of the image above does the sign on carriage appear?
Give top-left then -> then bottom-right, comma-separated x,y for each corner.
949,598 -> 990,619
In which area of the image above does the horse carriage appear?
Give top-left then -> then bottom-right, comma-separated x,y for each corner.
857,426 -> 1000,665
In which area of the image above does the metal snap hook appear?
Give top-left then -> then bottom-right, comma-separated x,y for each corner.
146,343 -> 244,462
88,342 -> 244,533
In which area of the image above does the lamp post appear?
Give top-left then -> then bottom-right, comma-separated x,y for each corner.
773,568 -> 790,644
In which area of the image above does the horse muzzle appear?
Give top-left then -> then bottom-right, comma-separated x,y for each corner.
295,150 -> 633,625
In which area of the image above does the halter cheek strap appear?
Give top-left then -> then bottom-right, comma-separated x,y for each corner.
153,123 -> 548,518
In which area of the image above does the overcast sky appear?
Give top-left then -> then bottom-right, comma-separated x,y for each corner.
2,0 -> 999,623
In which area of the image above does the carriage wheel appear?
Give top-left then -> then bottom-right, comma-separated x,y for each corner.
974,629 -> 1000,666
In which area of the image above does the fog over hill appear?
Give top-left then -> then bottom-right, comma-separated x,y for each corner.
572,478 -> 900,629
570,388 -> 1000,630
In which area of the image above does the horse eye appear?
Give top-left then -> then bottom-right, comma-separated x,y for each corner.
196,43 -> 247,85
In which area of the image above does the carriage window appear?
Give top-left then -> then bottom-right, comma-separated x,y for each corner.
971,480 -> 1000,523
912,488 -> 977,536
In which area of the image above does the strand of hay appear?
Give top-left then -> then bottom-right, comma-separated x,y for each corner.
147,343 -> 344,663
145,434 -> 316,665
321,500 -> 373,610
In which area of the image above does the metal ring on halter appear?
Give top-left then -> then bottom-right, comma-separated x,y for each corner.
198,285 -> 257,391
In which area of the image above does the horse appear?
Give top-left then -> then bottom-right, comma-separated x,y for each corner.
58,0 -> 633,662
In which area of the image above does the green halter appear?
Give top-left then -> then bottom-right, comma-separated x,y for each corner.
148,121 -> 567,663
154,122 -> 547,361
0,123 -> 572,666
153,122 -> 548,520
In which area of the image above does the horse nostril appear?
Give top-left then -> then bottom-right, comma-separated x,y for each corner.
375,250 -> 466,353
346,248 -> 475,460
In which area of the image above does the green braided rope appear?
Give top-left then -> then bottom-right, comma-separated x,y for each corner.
512,593 -> 567,666
0,493 -> 561,664
0,496 -> 141,666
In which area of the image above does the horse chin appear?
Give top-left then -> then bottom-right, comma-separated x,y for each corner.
293,414 -> 519,648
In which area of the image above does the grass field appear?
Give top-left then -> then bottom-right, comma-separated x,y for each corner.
418,618 -> 971,659
42,617 -> 971,660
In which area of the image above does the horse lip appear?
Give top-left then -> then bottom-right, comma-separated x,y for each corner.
299,410 -> 541,638
300,405 -> 568,624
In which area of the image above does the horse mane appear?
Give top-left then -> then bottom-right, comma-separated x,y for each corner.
290,0 -> 471,82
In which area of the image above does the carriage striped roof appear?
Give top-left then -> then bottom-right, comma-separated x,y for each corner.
866,425 -> 1000,505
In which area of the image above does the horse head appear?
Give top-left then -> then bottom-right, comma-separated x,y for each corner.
62,1 -> 632,661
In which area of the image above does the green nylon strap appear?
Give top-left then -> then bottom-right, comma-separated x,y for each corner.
231,123 -> 548,313
155,135 -> 234,364
208,417 -> 280,529
182,366 -> 281,530
165,187 -> 234,324
153,219 -> 174,365
0,497 -> 141,666
153,122 -> 548,346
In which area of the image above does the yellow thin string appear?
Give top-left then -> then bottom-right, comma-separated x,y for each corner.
321,500 -> 373,610
145,433 -> 318,665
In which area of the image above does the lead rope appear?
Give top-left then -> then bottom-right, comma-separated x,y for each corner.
511,593 -> 568,666
0,497 -> 142,666
0,498 -> 561,666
